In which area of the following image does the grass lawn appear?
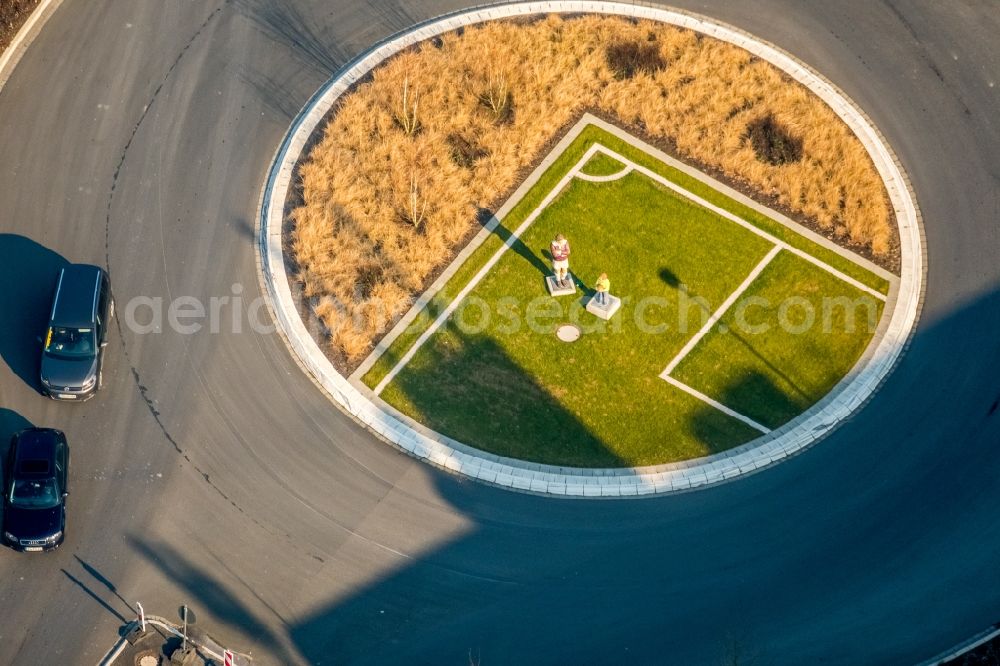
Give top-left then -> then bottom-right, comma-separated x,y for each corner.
365,124 -> 889,467
671,250 -> 885,429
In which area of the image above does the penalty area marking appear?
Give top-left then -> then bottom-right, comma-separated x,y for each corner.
660,244 -> 782,378
574,164 -> 633,182
657,245 -> 780,431
661,375 -> 771,434
575,144 -> 887,431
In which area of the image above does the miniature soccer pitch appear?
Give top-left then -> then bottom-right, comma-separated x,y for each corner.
360,124 -> 891,467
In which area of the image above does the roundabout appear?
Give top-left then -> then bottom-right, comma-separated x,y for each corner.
0,1 -> 996,664
260,2 -> 923,494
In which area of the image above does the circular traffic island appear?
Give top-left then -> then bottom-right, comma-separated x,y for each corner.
261,3 -> 922,494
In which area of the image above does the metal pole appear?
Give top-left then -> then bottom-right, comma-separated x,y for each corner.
136,601 -> 146,632
182,605 -> 188,651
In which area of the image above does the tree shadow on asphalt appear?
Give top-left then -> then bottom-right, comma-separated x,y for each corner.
236,66 -> 305,123
124,286 -> 1000,664
279,289 -> 1000,664
234,0 -> 353,77
234,0 -> 423,80
227,217 -> 257,243
126,535 -> 296,664
232,0 -> 355,136
0,234 -> 68,393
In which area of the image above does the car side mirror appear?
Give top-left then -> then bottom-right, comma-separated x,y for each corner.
63,492 -> 69,497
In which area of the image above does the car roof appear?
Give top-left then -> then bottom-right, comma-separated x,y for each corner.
50,264 -> 104,328
11,428 -> 62,472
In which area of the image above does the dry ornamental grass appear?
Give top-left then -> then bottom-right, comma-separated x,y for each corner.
292,14 -> 895,364
0,0 -> 39,50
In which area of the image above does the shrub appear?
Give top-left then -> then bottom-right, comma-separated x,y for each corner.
393,76 -> 420,135
746,114 -> 803,165
479,70 -> 515,124
0,0 -> 37,48
396,173 -> 429,230
0,0 -> 34,28
355,263 -> 385,300
605,40 -> 666,79
447,133 -> 489,168
726,98 -> 756,120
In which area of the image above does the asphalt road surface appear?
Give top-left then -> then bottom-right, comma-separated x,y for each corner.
0,1 -> 998,664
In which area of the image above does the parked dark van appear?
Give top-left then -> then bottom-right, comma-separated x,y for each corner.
3,428 -> 69,552
40,264 -> 113,400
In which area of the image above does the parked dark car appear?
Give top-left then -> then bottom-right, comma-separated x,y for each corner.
3,428 -> 69,552
40,264 -> 113,400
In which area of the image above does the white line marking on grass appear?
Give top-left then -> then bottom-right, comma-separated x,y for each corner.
375,138 -> 884,398
583,115 -> 897,286
373,137 -> 886,395
592,145 -> 887,301
661,245 -> 782,376
662,375 -> 771,434
372,144 -> 603,396
780,245 -> 885,299
574,165 -> 633,182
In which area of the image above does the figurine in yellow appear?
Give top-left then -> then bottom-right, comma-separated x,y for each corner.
594,272 -> 610,307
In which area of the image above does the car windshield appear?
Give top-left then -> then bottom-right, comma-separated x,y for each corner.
9,477 -> 60,509
45,326 -> 95,358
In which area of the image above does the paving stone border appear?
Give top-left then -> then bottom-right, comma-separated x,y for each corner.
257,1 -> 925,498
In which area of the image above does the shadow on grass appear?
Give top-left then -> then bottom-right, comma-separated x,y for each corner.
387,330 -> 624,468
478,209 -> 551,278
682,286 -> 810,413
659,266 -> 681,288
0,234 -> 68,393
722,326 -> 811,407
690,371 -> 800,440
